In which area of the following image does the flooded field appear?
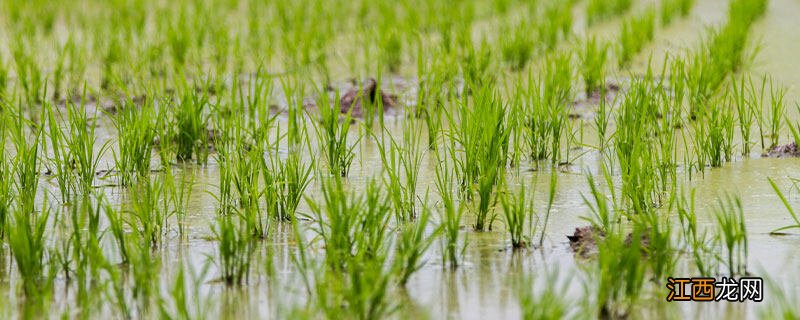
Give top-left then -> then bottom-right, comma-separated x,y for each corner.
1,0 -> 799,319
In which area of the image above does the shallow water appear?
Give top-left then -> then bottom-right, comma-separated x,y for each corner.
3,0 -> 800,319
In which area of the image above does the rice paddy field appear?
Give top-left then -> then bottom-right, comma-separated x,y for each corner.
2,0 -> 800,318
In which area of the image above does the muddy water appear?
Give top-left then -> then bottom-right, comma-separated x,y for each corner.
3,1 -> 800,319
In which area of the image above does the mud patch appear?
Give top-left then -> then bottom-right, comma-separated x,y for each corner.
338,78 -> 399,117
763,142 -> 800,158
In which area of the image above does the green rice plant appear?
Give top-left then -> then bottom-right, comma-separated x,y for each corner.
538,169 -> 558,247
11,38 -> 44,104
460,38 -> 493,90
767,177 -> 800,234
316,89 -> 358,177
500,183 -> 535,248
416,52 -> 452,150
449,84 -> 509,230
686,0 -> 766,113
594,87 -> 614,153
587,0 -> 632,25
523,54 -> 572,164
64,95 -> 111,194
8,197 -> 52,296
515,270 -> 573,319
714,194 -> 748,276
303,177 -> 397,319
0,52 -> 8,98
578,37 -> 608,96
9,107 -> 41,215
112,97 -> 160,187
660,0 -> 695,25
274,147 -> 313,222
500,21 -> 535,71
654,71 -> 678,197
213,213 -> 255,286
43,100 -> 75,203
172,88 -> 211,164
538,1 -> 573,52
692,97 -> 735,168
103,197 -> 128,264
64,193 -> 112,311
435,147 -> 465,268
160,260 -> 212,320
613,77 -> 659,213
381,29 -> 403,73
0,146 -> 10,241
128,176 -> 170,249
127,232 -> 160,314
581,170 -> 617,234
617,9 -> 655,67
374,122 -> 423,222
728,0 -> 768,25
594,223 -> 646,318
394,201 -> 438,286
731,75 -> 756,155
759,277 -> 800,319
306,176 -> 391,272
674,188 -> 715,276
767,78 -> 786,149
636,209 -> 676,281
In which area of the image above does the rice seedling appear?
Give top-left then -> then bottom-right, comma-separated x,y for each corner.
448,84 -> 509,230
302,176 -> 397,319
43,100 -> 76,203
692,97 -> 735,168
172,87 -> 211,164
674,188 -> 715,276
714,194 -> 748,276
578,37 -> 608,97
11,38 -> 44,104
731,75 -> 757,155
0,53 -> 8,98
500,183 -> 535,248
500,21 -> 535,71
213,212 -> 255,286
582,170 -> 617,234
435,147 -> 465,268
394,200 -> 437,286
594,88 -> 614,153
617,9 -> 656,67
660,0 -> 695,26
767,177 -> 800,234
103,197 -> 129,264
112,96 -> 160,187
613,77 -> 659,213
587,0 -> 632,26
128,176 -> 171,249
65,99 -> 111,193
9,107 -> 41,215
523,53 -> 572,164
594,224 -> 646,319
515,270 -> 573,319
759,277 -> 800,319
374,122 -> 423,222
315,89 -> 359,177
127,231 -> 161,314
767,78 -> 786,149
538,169 -> 558,247
8,196 -> 53,296
274,147 -> 314,222
538,1 -> 573,52
0,150 -> 11,241
160,260 -> 212,320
